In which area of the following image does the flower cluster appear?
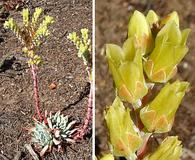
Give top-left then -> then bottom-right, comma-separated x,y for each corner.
103,10 -> 190,160
4,7 -> 54,66
67,28 -> 91,65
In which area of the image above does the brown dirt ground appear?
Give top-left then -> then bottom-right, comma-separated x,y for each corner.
0,0 -> 92,159
95,0 -> 195,159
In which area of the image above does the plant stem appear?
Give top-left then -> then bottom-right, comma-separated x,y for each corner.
74,77 -> 92,140
31,64 -> 43,121
76,83 -> 92,139
137,134 -> 152,159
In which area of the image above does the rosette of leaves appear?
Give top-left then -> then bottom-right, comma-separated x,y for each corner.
47,111 -> 77,143
29,111 -> 77,156
30,120 -> 53,156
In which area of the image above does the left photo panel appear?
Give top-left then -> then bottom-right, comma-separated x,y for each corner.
0,0 -> 93,159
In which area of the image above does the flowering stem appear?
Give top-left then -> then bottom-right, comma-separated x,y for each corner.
74,82 -> 92,140
31,64 -> 43,121
74,68 -> 92,140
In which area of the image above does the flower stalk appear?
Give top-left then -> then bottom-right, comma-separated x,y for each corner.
74,81 -> 92,140
68,28 -> 92,140
31,64 -> 43,121
4,7 -> 54,122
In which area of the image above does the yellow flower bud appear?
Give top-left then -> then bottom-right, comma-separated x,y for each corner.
144,136 -> 182,160
140,81 -> 189,133
32,8 -> 43,25
4,18 -> 20,36
146,10 -> 159,28
128,10 -> 153,54
22,47 -> 28,53
160,11 -> 179,27
81,28 -> 89,40
106,43 -> 148,106
44,16 -> 54,24
33,55 -> 42,65
144,20 -> 190,83
35,15 -> 54,41
105,97 -> 142,159
22,8 -> 29,26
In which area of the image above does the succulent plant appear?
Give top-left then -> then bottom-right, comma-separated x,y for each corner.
4,8 -> 55,122
29,111 -> 77,156
47,111 -> 77,143
30,120 -> 53,156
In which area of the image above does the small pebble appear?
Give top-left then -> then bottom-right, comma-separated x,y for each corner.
49,83 -> 57,90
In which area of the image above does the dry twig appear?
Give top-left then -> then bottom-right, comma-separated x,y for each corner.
25,144 -> 39,160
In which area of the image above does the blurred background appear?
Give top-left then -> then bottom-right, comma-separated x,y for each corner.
95,0 -> 195,159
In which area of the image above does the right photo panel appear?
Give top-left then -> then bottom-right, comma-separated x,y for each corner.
95,0 -> 195,160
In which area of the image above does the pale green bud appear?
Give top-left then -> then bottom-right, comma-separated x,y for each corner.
44,16 -> 54,25
128,10 -> 153,54
81,28 -> 89,40
36,26 -> 48,36
33,55 -> 42,65
160,11 -> 179,27
34,15 -> 54,45
32,8 -> 43,25
22,47 -> 28,53
105,97 -> 142,159
106,43 -> 148,106
28,55 -> 42,66
67,32 -> 79,44
140,81 -> 189,133
146,10 -> 159,28
144,136 -> 182,160
4,18 -> 22,41
4,18 -> 15,29
22,8 -> 29,26
67,29 -> 91,65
